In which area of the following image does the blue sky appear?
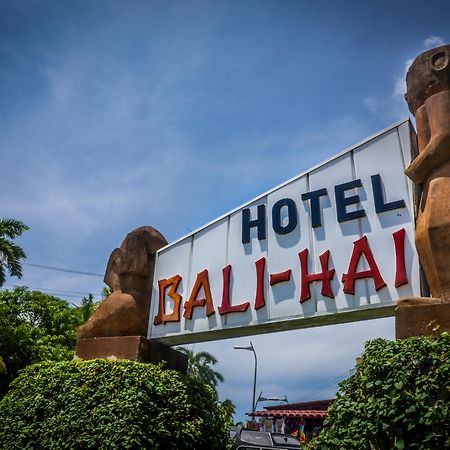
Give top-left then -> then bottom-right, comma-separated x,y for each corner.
1,0 -> 449,423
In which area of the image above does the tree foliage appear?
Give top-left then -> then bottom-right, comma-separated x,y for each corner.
79,293 -> 98,323
220,398 -> 236,426
178,348 -> 236,429
101,286 -> 112,299
0,219 -> 29,286
178,347 -> 225,387
0,287 -> 83,395
0,359 -> 231,450
312,333 -> 450,450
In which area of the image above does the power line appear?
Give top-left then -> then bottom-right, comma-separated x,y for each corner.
3,283 -> 103,299
4,283 -> 102,298
3,262 -> 105,300
296,370 -> 351,402
23,262 -> 103,278
293,369 -> 353,403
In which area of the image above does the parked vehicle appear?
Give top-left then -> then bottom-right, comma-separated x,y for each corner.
232,428 -> 301,449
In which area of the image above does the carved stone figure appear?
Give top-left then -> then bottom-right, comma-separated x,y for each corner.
404,44 -> 450,300
77,226 -> 167,339
396,44 -> 450,338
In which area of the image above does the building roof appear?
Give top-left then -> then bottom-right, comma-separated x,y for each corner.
246,399 -> 333,419
265,399 -> 333,412
248,409 -> 328,419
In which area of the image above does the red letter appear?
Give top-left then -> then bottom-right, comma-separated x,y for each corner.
183,269 -> 215,319
153,275 -> 182,325
342,235 -> 386,294
299,249 -> 335,303
254,257 -> 266,310
218,265 -> 250,315
270,269 -> 291,286
393,228 -> 408,288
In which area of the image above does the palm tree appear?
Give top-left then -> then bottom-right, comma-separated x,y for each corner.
178,347 -> 225,387
79,294 -> 96,323
220,398 -> 236,425
0,219 -> 29,287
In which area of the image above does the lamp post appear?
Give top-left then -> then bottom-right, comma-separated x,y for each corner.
255,392 -> 288,410
233,341 -> 258,415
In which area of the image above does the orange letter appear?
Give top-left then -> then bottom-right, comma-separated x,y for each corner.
153,275 -> 182,325
183,269 -> 215,319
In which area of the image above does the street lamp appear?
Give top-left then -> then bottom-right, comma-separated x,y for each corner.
233,341 -> 258,415
255,392 -> 289,410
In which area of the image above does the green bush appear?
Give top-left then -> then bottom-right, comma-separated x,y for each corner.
0,287 -> 83,396
313,333 -> 450,450
0,359 -> 230,449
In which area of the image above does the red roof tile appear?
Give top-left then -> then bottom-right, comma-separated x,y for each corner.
248,409 -> 327,419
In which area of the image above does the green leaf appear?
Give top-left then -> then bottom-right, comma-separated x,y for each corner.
0,359 -> 230,449
423,432 -> 434,442
313,334 -> 450,449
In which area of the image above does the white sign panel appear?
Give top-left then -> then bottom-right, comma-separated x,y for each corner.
148,120 -> 420,344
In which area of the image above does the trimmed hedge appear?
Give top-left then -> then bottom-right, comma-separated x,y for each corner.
0,287 -> 83,396
0,359 -> 230,449
313,333 -> 450,450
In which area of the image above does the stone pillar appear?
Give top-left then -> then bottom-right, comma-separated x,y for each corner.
75,226 -> 188,373
396,45 -> 450,338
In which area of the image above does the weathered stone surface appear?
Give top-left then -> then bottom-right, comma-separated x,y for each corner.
396,297 -> 450,339
404,45 -> 450,300
398,44 -> 450,338
77,226 -> 167,339
415,177 -> 450,298
75,336 -> 188,373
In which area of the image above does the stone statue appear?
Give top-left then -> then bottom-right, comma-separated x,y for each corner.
405,44 -> 450,300
396,44 -> 450,338
77,226 -> 167,339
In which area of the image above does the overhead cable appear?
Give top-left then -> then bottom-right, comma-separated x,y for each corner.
2,283 -> 103,300
23,262 -> 103,277
3,283 -> 103,298
293,369 -> 353,403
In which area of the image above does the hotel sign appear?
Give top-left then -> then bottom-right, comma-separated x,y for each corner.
148,120 -> 420,344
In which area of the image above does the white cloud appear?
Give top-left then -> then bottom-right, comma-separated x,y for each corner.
394,35 -> 445,98
364,35 -> 447,120
362,80 -> 410,122
394,57 -> 414,98
424,35 -> 444,48
205,116 -> 372,200
0,178 -> 144,240
362,96 -> 380,114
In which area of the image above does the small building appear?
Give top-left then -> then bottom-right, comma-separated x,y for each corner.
246,399 -> 333,443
